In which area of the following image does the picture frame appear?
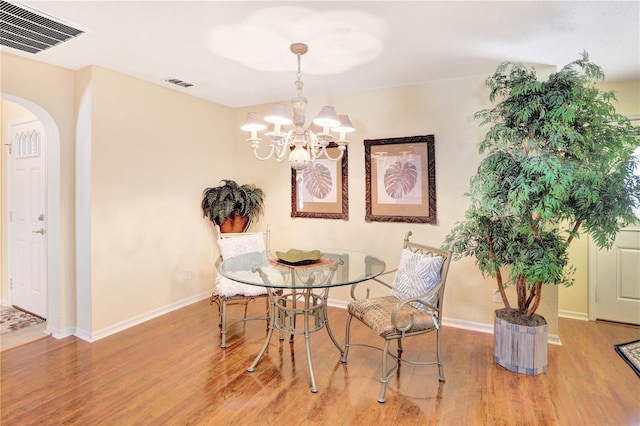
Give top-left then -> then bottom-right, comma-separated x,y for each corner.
364,135 -> 436,223
291,143 -> 348,220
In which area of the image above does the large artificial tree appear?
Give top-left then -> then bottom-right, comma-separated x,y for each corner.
447,52 -> 640,325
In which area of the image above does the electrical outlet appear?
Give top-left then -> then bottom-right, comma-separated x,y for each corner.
184,269 -> 192,280
492,290 -> 502,304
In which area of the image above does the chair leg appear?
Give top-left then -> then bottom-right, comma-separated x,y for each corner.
341,314 -> 353,363
397,337 -> 404,361
210,294 -> 222,327
220,300 -> 227,349
436,328 -> 445,382
378,339 -> 392,403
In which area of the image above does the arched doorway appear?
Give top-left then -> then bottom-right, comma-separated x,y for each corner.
1,94 -> 65,336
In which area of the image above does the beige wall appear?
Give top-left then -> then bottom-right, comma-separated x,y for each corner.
83,66 -> 236,333
558,80 -> 640,317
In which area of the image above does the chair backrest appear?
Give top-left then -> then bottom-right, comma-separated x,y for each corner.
390,231 -> 455,313
214,224 -> 271,272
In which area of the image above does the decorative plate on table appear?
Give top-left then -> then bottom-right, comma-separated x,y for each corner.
275,249 -> 323,265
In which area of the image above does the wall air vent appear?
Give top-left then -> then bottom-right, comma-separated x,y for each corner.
165,78 -> 194,88
0,0 -> 85,54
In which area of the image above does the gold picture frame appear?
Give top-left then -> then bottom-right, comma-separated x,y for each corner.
291,143 -> 348,220
365,135 -> 436,223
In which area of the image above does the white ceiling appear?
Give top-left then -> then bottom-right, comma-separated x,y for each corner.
6,1 -> 640,108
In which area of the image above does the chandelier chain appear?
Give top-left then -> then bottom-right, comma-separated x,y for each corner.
295,52 -> 303,96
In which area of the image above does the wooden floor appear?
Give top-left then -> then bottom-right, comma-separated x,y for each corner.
1,299 -> 638,425
0,322 -> 49,351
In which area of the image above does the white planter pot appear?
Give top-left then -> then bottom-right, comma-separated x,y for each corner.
493,310 -> 548,375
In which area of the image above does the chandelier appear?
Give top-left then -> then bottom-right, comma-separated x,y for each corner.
240,43 -> 355,176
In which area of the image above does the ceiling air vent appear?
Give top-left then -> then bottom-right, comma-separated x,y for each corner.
0,0 -> 85,54
165,78 -> 194,88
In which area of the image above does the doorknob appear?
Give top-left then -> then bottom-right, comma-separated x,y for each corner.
37,214 -> 45,221
32,228 -> 46,235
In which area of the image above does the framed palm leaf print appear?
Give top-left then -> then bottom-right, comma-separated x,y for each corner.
365,135 -> 436,223
291,143 -> 348,220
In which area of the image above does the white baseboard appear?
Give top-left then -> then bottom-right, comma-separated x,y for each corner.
49,326 -> 75,339
328,299 -> 562,345
548,334 -> 562,346
441,317 -> 494,334
73,327 -> 91,342
74,292 -> 212,343
559,310 -> 589,321
327,299 -> 349,310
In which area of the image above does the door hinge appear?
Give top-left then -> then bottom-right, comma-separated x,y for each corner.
4,143 -> 11,155
9,278 -> 12,289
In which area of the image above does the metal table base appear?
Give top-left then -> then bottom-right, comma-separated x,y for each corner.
247,260 -> 344,393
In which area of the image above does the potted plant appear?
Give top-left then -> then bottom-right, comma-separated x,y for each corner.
201,179 -> 266,233
445,52 -> 640,374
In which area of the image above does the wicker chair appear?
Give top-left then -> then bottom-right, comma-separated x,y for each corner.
210,225 -> 282,348
341,231 -> 457,402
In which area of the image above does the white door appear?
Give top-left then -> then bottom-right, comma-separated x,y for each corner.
592,143 -> 640,325
9,119 -> 47,318
593,227 -> 640,325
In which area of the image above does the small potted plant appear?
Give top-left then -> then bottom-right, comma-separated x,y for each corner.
201,179 -> 265,233
446,52 -> 640,374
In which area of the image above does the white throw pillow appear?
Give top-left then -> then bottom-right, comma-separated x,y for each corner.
390,248 -> 444,312
217,233 -> 268,272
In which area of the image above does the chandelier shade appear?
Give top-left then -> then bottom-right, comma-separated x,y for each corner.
241,43 -> 354,175
312,106 -> 341,129
240,112 -> 266,132
334,114 -> 355,143
264,103 -> 293,125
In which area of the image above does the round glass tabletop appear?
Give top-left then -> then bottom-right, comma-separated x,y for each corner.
217,249 -> 386,289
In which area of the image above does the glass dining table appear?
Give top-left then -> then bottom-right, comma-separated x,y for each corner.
217,249 -> 386,393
